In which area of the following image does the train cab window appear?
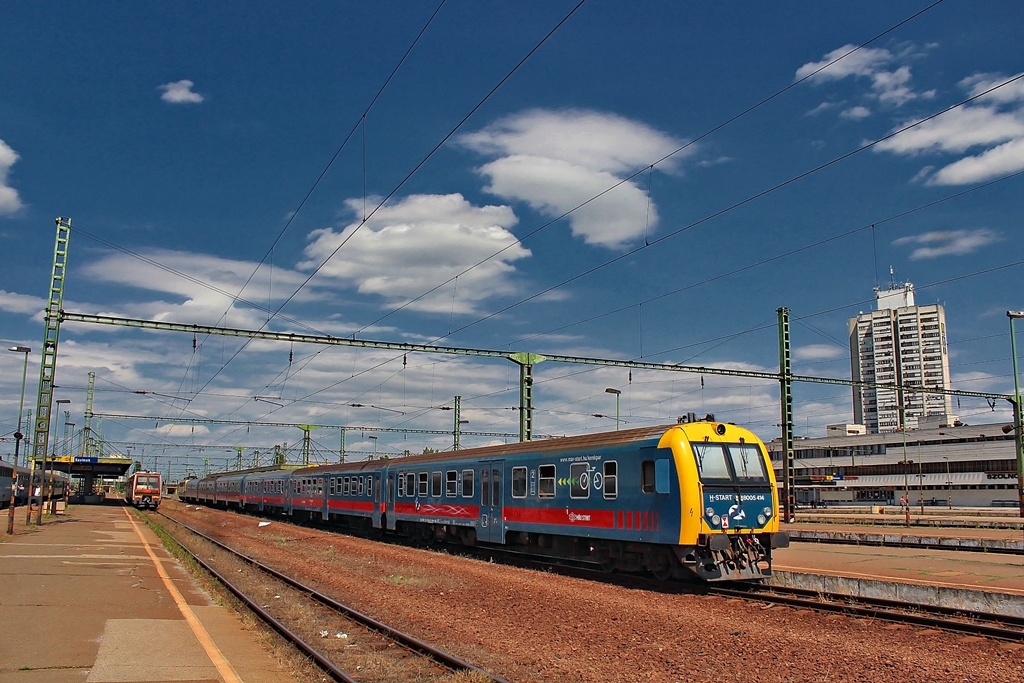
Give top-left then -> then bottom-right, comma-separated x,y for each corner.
692,442 -> 732,484
445,470 -> 458,497
603,461 -> 618,499
431,471 -> 442,497
570,463 -> 589,499
511,466 -> 527,498
461,469 -> 474,498
418,472 -> 428,497
538,464 -> 556,498
729,442 -> 770,483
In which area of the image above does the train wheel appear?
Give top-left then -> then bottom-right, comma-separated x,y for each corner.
649,549 -> 674,581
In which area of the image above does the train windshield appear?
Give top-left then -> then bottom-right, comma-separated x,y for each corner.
138,476 -> 159,488
692,441 -> 770,485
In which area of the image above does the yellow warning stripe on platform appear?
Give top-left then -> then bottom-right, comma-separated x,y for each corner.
124,508 -> 242,683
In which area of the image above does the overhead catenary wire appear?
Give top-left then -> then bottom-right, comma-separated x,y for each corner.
353,0 -> 947,336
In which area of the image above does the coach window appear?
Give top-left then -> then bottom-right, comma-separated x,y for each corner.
431,471 -> 442,497
359,476 -> 366,496
446,470 -> 458,497
641,460 -> 655,493
417,472 -> 428,497
462,469 -> 474,498
367,475 -> 374,496
342,477 -> 348,495
570,463 -> 589,499
317,478 -> 324,494
511,466 -> 527,498
538,464 -> 556,498
603,461 -> 618,499
398,472 -> 406,497
406,473 -> 415,497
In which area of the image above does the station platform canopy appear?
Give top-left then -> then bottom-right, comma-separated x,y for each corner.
44,455 -> 134,478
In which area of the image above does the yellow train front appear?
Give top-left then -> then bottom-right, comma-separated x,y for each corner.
663,421 -> 788,581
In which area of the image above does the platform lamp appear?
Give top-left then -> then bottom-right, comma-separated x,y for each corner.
6,346 -> 30,535
1007,311 -> 1024,530
605,388 -> 621,431
37,398 -> 70,525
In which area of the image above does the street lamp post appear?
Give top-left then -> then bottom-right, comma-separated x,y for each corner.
1008,311 -> 1024,530
37,399 -> 70,525
605,388 -> 621,431
6,346 -> 30,535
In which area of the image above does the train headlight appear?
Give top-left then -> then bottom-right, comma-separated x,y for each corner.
762,506 -> 772,519
705,507 -> 714,518
757,514 -> 767,526
711,515 -> 721,527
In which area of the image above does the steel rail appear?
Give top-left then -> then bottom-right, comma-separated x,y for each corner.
156,510 -> 509,682
152,515 -> 358,682
714,584 -> 1024,642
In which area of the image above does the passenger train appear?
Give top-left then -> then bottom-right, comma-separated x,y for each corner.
180,422 -> 788,581
0,458 -> 70,508
124,471 -> 162,509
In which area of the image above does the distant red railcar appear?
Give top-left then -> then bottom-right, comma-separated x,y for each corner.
125,471 -> 162,509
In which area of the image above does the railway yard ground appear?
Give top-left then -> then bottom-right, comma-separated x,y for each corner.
2,501 -> 1023,682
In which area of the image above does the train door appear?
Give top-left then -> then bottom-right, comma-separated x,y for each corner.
479,459 -> 505,543
385,471 -> 397,530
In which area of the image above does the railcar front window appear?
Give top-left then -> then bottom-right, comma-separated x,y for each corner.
729,443 -> 770,483
692,442 -> 732,484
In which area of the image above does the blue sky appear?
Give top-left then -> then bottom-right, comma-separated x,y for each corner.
1,1 -> 1022,477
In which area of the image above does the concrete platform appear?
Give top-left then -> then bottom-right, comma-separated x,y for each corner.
775,512 -> 1024,618
0,503 -> 295,682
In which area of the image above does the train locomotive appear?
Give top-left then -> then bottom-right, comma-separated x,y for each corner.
181,421 -> 788,582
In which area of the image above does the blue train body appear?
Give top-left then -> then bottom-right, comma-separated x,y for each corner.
180,422 -> 788,581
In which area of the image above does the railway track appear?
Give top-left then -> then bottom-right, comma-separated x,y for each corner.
149,510 -> 509,683
453,542 -> 1024,642
717,583 -> 1024,642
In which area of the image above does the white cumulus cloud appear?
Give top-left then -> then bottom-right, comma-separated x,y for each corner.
874,72 -> 1024,185
299,193 -> 528,315
159,79 -> 204,104
0,139 -> 25,216
892,228 -> 999,260
841,106 -> 872,120
796,45 -> 923,106
459,109 -> 688,249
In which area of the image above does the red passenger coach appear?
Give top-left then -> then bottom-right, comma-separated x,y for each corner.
125,471 -> 162,509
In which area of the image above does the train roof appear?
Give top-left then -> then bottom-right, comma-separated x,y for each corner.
293,424 -> 679,475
